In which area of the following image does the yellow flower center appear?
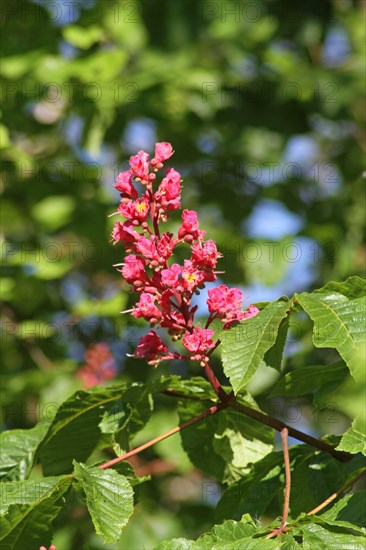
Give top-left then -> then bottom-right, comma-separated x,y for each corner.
183,273 -> 196,283
136,202 -> 147,214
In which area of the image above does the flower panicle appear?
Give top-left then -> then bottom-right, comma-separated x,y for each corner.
111,142 -> 259,366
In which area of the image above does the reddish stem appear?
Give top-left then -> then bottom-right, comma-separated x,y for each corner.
203,360 -> 230,402
265,428 -> 291,539
99,400 -> 228,470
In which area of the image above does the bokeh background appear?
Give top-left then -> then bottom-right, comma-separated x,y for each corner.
1,0 -> 365,547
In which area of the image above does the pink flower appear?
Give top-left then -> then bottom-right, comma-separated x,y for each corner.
151,142 -> 174,168
181,259 -> 204,291
129,150 -> 150,181
182,327 -> 215,354
121,255 -> 147,286
111,221 -> 140,245
191,240 -> 220,269
118,195 -> 150,224
135,235 -> 158,260
243,304 -> 260,319
161,264 -> 181,286
207,285 -> 245,325
157,168 -> 182,210
132,293 -> 162,322
114,170 -> 138,198
159,289 -> 186,332
135,331 -> 170,363
207,285 -> 242,314
178,210 -> 205,241
156,233 -> 175,261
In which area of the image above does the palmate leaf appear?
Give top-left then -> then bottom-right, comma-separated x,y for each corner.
221,298 -> 291,394
178,399 -> 274,484
295,288 -> 366,383
0,419 -> 51,481
0,476 -> 72,550
74,462 -> 134,544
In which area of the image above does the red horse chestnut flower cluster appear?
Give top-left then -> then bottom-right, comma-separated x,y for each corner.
111,142 -> 259,366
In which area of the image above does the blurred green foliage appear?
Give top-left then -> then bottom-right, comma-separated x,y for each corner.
0,0 -> 365,547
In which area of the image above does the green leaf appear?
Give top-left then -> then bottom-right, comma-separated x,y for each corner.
295,513 -> 366,537
155,516 -> 280,550
0,476 -> 72,549
279,535 -> 303,549
336,416 -> 366,456
300,523 -> 365,549
221,299 -> 290,393
216,445 -> 345,521
0,124 -> 10,148
62,24 -> 103,49
269,362 -> 348,398
264,317 -> 289,371
0,420 -> 51,481
99,377 -> 178,454
315,276 -> 366,299
178,400 -> 273,484
154,539 -> 193,550
74,462 -> 134,544
16,320 -> 56,340
39,386 -> 122,475
111,461 -> 150,487
164,376 -> 217,401
31,196 -> 75,231
0,476 -> 71,515
215,451 -> 284,520
320,490 -> 366,529
39,378 -> 175,475
72,293 -> 128,318
295,289 -> 366,383
191,516 -> 279,549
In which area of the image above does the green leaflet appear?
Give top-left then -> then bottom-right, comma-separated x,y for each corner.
336,416 -> 366,456
269,362 -> 348,398
0,476 -> 71,515
215,445 -> 349,522
319,490 -> 366,529
0,475 -> 72,550
221,298 -> 290,393
154,515 -> 279,550
39,386 -> 124,475
74,461 -> 134,544
295,290 -> 366,383
39,376 -> 176,475
0,418 -> 52,481
300,523 -> 365,549
178,399 -> 274,484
